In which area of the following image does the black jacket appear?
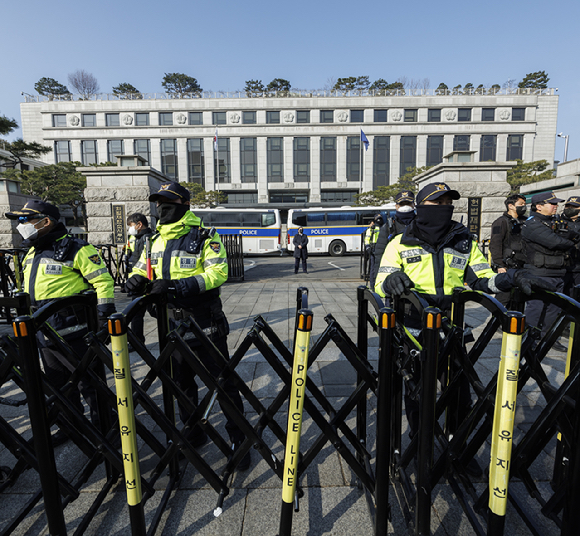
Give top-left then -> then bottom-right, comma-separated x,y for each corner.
293,233 -> 308,259
521,213 -> 575,277
129,227 -> 154,269
489,212 -> 526,269
562,215 -> 580,273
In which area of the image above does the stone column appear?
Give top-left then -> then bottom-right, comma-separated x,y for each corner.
81,164 -> 167,244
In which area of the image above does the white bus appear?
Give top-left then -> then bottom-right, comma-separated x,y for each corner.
193,207 -> 282,255
287,205 -> 396,256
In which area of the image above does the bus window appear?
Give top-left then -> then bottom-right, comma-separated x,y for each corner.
306,213 -> 325,226
211,212 -> 241,226
292,212 -> 307,227
327,211 -> 356,226
197,212 -> 212,226
261,212 -> 277,227
241,212 -> 261,227
358,210 -> 377,225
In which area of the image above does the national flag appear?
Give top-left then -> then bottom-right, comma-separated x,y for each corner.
361,130 -> 369,151
214,128 -> 218,151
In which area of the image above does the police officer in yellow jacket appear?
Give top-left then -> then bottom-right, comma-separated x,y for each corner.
6,200 -> 115,428
125,182 -> 250,469
374,183 -> 551,475
364,214 -> 384,288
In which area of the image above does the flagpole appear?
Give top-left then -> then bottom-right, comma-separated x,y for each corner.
360,130 -> 363,196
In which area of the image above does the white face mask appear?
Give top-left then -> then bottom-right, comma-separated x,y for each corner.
397,205 -> 414,213
128,226 -> 138,236
17,222 -> 40,241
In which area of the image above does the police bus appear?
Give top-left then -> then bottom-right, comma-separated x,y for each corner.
193,207 -> 282,255
287,205 -> 396,256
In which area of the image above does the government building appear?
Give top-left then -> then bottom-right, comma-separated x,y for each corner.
19,88 -> 559,207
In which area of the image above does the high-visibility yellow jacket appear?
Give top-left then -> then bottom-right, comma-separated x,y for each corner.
131,211 -> 228,310
375,220 -> 504,311
364,226 -> 379,246
22,224 -> 115,336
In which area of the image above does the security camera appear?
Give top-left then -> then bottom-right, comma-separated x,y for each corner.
20,91 -> 24,95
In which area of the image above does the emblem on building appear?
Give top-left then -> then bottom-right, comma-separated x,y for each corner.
337,111 -> 348,122
283,112 -> 294,122
391,111 -> 402,121
122,114 -> 133,125
175,113 -> 187,125
499,109 -> 511,120
69,115 -> 80,126
445,110 -> 456,121
230,113 -> 240,123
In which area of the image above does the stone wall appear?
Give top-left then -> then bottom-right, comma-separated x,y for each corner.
82,165 -> 167,244
0,190 -> 41,248
414,161 -> 516,240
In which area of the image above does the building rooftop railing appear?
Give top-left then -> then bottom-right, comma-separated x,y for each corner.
21,87 -> 557,103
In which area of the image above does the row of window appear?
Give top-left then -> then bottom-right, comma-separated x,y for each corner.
215,190 -> 358,205
55,134 -> 524,186
51,107 -> 527,128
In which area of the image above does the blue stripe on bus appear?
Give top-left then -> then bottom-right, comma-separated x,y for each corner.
212,228 -> 280,237
288,227 -> 366,237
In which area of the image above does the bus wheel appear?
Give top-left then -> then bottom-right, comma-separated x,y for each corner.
329,240 -> 346,257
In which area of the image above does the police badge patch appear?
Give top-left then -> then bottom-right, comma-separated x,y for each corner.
209,242 -> 221,253
88,254 -> 102,265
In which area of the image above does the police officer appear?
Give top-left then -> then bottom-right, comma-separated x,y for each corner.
293,226 -> 308,274
522,191 -> 579,352
124,182 -> 250,469
125,213 -> 154,349
489,194 -> 527,307
364,214 -> 384,288
6,200 -> 115,430
371,190 -> 416,290
374,183 -> 550,475
562,196 -> 580,295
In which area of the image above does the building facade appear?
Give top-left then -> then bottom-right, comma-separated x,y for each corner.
20,88 -> 559,206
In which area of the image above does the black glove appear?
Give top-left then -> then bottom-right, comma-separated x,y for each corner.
567,230 -> 580,244
125,274 -> 149,296
513,270 -> 557,296
384,271 -> 414,297
149,279 -> 177,296
97,304 -> 116,331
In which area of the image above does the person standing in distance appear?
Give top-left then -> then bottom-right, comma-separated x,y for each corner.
125,213 -> 154,350
521,191 -> 579,352
364,214 -> 384,289
293,227 -> 308,274
488,194 -> 527,307
371,190 -> 415,291
125,182 -> 250,470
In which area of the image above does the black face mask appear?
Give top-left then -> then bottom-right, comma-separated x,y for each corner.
516,205 -> 527,217
396,210 -> 415,225
415,204 -> 454,247
156,203 -> 190,224
564,207 -> 580,219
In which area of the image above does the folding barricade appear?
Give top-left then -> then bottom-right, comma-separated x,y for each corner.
379,285 -> 580,536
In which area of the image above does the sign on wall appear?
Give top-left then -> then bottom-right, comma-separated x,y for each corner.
112,204 -> 126,245
468,197 -> 482,239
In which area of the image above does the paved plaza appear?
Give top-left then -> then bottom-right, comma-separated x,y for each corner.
0,264 -> 569,535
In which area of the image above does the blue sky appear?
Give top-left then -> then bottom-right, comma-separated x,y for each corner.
2,0 -> 578,162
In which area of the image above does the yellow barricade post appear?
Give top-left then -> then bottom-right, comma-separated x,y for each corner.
278,309 -> 313,536
109,313 -> 146,536
488,311 -> 525,535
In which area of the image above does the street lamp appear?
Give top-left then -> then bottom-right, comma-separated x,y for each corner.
558,132 -> 569,162
20,91 -> 34,101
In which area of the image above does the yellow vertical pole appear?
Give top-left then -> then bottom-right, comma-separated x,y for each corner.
279,309 -> 313,536
488,311 -> 525,534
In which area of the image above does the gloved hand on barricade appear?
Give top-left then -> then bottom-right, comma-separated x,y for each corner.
125,274 -> 149,296
513,269 -> 557,296
97,303 -> 117,332
149,279 -> 177,297
383,271 -> 414,297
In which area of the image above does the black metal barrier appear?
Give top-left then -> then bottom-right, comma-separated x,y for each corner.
221,234 -> 244,282
359,232 -> 370,281
95,244 -> 129,288
2,284 -> 580,534
0,250 -> 26,323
